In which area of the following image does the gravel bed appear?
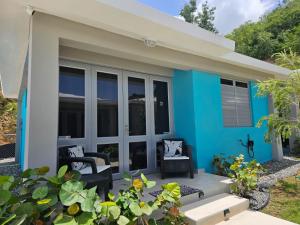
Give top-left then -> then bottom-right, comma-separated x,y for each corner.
247,188 -> 270,210
259,157 -> 300,187
0,163 -> 21,176
247,157 -> 300,210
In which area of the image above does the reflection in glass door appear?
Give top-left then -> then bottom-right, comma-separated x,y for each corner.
123,72 -> 151,172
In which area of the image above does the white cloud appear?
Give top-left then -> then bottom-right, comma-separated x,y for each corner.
196,0 -> 279,34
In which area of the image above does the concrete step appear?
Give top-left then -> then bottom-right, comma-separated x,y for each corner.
181,193 -> 249,225
216,210 -> 298,225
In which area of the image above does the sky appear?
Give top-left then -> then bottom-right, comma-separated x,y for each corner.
137,0 -> 282,35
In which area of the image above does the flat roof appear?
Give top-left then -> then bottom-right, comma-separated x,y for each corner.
0,0 -> 291,98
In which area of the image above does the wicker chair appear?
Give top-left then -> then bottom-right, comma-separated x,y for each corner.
58,145 -> 113,197
157,138 -> 194,179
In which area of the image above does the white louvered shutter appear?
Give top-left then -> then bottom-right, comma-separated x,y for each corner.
221,79 -> 252,127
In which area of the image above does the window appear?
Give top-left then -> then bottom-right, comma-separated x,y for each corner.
221,78 -> 252,127
59,66 -> 85,138
153,80 -> 170,134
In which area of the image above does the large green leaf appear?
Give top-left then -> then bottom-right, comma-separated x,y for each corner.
109,206 -> 121,219
54,214 -> 78,225
58,165 -> 68,178
117,215 -> 130,225
141,173 -> 156,189
77,212 -> 96,225
59,181 -> 84,206
0,176 -> 14,185
0,190 -> 11,205
32,186 -> 48,199
129,202 -> 142,216
162,183 -> 181,198
140,203 -> 153,216
15,202 -> 34,216
80,199 -> 94,212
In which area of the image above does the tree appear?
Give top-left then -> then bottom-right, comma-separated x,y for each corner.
226,0 -> 300,61
180,0 -> 218,33
256,50 -> 300,141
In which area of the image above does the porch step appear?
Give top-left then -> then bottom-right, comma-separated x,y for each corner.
216,210 -> 298,225
181,193 -> 249,225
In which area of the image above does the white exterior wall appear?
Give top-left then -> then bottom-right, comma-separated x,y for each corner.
26,15 -> 59,173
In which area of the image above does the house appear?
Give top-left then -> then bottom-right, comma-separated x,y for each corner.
0,0 -> 290,176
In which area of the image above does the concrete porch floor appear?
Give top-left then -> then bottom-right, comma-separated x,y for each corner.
112,172 -> 232,205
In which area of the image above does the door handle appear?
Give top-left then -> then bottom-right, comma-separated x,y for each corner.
124,125 -> 129,132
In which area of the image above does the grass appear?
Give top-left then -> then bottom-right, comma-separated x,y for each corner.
262,170 -> 300,224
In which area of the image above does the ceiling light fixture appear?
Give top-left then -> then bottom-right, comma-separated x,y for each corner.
143,38 -> 157,48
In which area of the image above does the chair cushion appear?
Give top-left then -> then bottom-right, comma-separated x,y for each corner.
78,165 -> 111,175
164,156 -> 189,160
164,140 -> 183,157
68,146 -> 87,170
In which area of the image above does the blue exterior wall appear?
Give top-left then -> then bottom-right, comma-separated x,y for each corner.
20,89 -> 27,170
173,70 -> 272,172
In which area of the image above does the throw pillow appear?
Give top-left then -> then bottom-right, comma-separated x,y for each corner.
68,146 -> 87,170
164,140 -> 183,157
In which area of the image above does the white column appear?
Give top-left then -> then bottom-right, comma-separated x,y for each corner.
268,96 -> 283,161
26,13 -> 59,174
289,101 -> 299,151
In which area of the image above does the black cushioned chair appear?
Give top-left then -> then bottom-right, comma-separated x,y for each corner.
157,138 -> 194,179
58,145 -> 113,197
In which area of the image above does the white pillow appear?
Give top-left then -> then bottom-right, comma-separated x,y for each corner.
164,140 -> 183,157
68,146 -> 87,170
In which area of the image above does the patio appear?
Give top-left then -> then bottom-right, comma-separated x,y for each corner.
112,172 -> 232,205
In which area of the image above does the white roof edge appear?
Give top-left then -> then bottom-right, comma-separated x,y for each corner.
221,52 -> 291,77
97,0 -> 235,51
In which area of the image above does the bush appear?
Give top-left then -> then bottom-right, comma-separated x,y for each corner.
229,154 -> 264,197
211,154 -> 233,176
0,166 -> 184,225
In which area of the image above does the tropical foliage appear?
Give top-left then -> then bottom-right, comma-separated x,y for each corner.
0,87 -> 17,144
180,0 -> 218,33
0,166 -> 183,225
226,0 -> 300,61
256,50 -> 300,141
229,155 -> 264,197
211,154 -> 233,176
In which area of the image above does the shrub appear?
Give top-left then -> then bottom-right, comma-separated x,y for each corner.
0,166 -> 184,225
229,154 -> 264,197
211,154 -> 233,176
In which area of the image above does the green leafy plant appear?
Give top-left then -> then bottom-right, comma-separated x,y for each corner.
212,154 -> 233,176
229,154 -> 264,197
0,166 -> 184,225
256,49 -> 300,142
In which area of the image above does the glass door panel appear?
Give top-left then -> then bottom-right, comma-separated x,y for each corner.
59,67 -> 85,138
58,61 -> 92,150
97,72 -> 119,137
97,143 -> 119,173
150,77 -> 173,169
93,67 -> 123,178
153,80 -> 170,134
128,77 -> 146,136
123,71 -> 151,172
129,142 -> 147,171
